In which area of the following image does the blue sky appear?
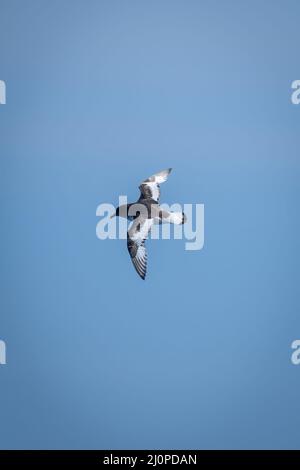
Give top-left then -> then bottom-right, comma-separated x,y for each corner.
0,0 -> 300,449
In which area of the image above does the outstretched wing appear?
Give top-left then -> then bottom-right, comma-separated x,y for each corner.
139,168 -> 172,202
127,217 -> 154,280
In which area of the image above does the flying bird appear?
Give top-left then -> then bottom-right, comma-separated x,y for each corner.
111,168 -> 186,280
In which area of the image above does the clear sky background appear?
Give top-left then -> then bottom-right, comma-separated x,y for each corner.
0,0 -> 299,449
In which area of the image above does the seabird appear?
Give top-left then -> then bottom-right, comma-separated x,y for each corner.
111,168 -> 186,280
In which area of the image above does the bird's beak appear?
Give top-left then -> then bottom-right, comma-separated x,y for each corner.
110,213 -> 115,219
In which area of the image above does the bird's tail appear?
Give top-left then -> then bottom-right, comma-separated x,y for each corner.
163,211 -> 187,225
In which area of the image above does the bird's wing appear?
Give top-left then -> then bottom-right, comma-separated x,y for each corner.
127,217 -> 154,280
139,168 -> 172,202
